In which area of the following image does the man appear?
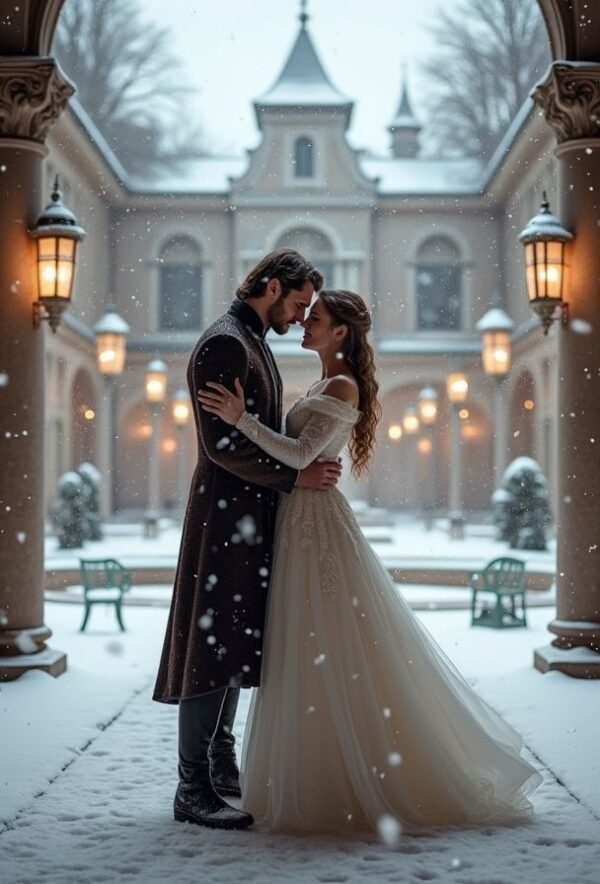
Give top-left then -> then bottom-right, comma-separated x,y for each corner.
153,248 -> 342,829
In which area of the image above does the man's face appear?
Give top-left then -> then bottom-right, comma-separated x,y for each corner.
267,280 -> 315,336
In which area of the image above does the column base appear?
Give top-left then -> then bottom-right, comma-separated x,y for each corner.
534,644 -> 600,678
0,647 -> 67,682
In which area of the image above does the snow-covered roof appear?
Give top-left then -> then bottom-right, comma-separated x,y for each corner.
126,156 -> 248,195
256,19 -> 352,111
359,155 -> 482,195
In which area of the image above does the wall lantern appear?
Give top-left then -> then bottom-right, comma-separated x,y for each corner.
476,307 -> 514,377
93,305 -> 130,376
417,386 -> 438,425
172,389 -> 191,427
145,358 -> 168,404
29,176 -> 86,332
402,405 -> 420,435
446,372 -> 469,404
518,192 -> 573,335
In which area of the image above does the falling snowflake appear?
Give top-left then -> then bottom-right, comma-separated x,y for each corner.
388,752 -> 402,767
377,814 -> 401,847
198,614 -> 213,630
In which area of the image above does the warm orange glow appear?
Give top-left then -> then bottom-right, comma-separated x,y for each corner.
388,424 -> 402,441
36,237 -> 76,299
459,408 -> 469,419
402,410 -> 419,435
417,437 -> 432,454
96,334 -> 126,375
446,372 -> 468,403
419,401 -> 437,425
482,331 -> 511,376
83,408 -> 95,421
137,424 -> 152,439
146,376 -> 166,403
525,240 -> 565,303
162,438 -> 176,453
461,424 -> 480,440
173,400 -> 190,426
523,399 -> 535,411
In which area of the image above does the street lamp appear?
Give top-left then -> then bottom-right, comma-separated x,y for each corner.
418,386 -> 438,529
144,358 -> 168,536
94,306 -> 130,517
30,176 -> 86,333
477,307 -> 514,489
172,389 -> 191,518
519,192 -> 573,335
446,371 -> 469,539
402,405 -> 420,435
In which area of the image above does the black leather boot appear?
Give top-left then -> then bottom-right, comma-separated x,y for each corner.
176,690 -> 253,830
210,687 -> 242,799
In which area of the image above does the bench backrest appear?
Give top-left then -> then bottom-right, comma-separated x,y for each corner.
482,557 -> 526,590
79,558 -> 127,591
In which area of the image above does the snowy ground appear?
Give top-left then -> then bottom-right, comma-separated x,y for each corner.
2,596 -> 599,884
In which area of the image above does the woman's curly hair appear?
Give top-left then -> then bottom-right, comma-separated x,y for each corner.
318,289 -> 381,478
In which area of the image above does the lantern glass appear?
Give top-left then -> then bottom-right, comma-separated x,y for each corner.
36,235 -> 76,300
146,371 -> 167,403
418,399 -> 437,425
96,332 -> 126,375
525,240 -> 565,303
482,330 -> 511,376
173,400 -> 190,426
403,409 -> 420,435
447,372 -> 468,403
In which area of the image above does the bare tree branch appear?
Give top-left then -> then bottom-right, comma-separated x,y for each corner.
53,0 -> 209,175
420,0 -> 550,159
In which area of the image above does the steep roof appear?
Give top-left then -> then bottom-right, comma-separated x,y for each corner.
255,13 -> 352,111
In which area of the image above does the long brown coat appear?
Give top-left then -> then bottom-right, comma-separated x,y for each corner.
153,301 -> 298,703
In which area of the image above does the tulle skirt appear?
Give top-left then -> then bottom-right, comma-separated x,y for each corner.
240,487 -> 542,834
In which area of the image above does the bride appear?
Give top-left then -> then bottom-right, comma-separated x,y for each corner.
197,289 -> 542,835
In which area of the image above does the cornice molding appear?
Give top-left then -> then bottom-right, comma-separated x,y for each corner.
532,62 -> 600,143
0,57 -> 74,143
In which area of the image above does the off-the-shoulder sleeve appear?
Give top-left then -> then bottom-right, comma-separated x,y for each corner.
236,394 -> 359,471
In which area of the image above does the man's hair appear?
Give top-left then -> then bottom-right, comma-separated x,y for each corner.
236,248 -> 323,301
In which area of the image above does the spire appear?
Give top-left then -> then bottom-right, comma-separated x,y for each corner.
388,64 -> 422,158
299,0 -> 309,29
255,4 -> 352,117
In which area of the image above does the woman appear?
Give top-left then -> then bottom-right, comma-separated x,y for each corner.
198,289 -> 542,835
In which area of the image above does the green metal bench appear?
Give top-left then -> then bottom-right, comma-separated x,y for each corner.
468,556 -> 528,629
79,558 -> 132,632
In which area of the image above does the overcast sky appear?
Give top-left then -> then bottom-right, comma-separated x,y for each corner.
142,0 -> 456,156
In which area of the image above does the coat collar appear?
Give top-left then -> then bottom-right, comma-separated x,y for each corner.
228,299 -> 267,340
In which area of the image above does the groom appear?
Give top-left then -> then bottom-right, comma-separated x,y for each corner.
153,248 -> 341,829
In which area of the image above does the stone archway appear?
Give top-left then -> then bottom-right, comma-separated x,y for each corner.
1,0 -> 599,681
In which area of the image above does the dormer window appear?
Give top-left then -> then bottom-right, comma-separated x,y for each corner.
294,137 -> 314,178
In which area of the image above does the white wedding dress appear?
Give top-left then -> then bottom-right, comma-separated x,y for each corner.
237,391 -> 542,834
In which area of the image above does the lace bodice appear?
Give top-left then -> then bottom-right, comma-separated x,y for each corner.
236,393 -> 361,470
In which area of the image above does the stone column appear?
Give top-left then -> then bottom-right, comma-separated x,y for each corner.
532,62 -> 600,677
0,58 -> 74,680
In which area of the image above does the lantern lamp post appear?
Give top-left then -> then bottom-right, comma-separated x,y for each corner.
94,306 -> 130,517
446,371 -> 468,539
172,389 -> 191,518
418,386 -> 438,528
518,192 -> 573,335
144,358 -> 168,536
476,307 -> 514,489
29,176 -> 86,333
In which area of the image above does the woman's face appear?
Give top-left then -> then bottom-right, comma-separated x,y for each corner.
301,298 -> 342,353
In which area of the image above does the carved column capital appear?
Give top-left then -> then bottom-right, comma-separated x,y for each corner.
532,61 -> 600,143
0,56 -> 74,143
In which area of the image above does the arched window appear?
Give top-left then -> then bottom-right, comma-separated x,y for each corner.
159,236 -> 202,331
275,227 -> 334,287
416,236 -> 462,331
294,137 -> 314,178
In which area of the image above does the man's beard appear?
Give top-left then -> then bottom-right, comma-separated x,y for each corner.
267,296 -> 294,335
